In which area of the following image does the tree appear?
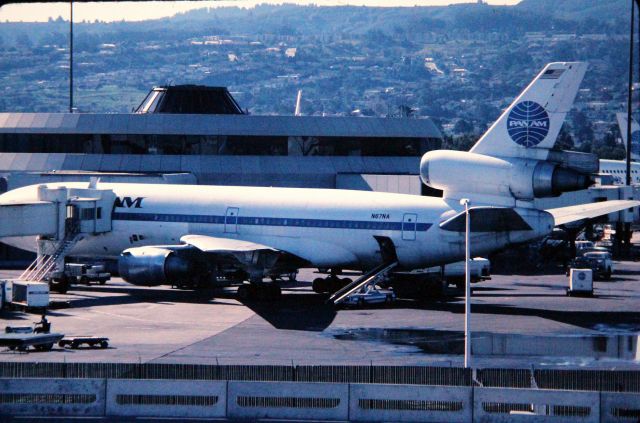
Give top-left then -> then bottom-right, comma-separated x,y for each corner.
592,128 -> 626,160
442,134 -> 477,151
15,32 -> 32,49
453,119 -> 474,134
572,110 -> 595,145
555,123 -> 574,151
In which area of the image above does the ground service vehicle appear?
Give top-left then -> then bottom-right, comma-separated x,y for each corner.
343,285 -> 396,307
569,251 -> 613,280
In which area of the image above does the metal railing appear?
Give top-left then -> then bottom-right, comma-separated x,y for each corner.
0,363 -> 637,392
19,220 -> 81,282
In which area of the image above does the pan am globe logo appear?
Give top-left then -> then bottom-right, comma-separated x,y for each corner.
507,101 -> 550,147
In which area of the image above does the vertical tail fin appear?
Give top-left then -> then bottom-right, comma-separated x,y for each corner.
470,62 -> 588,159
616,112 -> 640,161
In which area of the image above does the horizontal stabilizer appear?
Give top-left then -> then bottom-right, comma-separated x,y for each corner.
547,200 -> 639,226
181,234 -> 276,253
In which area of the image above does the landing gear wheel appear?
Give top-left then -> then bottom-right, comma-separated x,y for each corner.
100,341 -> 109,349
288,271 -> 297,282
328,277 -> 343,293
312,278 -> 327,294
604,269 -> 611,280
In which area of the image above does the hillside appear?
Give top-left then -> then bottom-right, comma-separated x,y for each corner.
516,0 -> 629,22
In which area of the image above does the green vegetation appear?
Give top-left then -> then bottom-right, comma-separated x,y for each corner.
0,0 -> 636,158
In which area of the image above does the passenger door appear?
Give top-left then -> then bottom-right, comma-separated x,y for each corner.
224,207 -> 239,234
402,213 -> 417,241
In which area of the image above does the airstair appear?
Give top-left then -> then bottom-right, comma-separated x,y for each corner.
329,261 -> 398,305
18,225 -> 81,283
0,183 -> 116,284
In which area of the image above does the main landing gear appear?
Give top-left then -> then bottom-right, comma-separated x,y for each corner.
236,283 -> 282,301
312,272 -> 352,294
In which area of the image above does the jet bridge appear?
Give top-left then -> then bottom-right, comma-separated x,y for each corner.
0,184 -> 116,283
0,184 -> 115,239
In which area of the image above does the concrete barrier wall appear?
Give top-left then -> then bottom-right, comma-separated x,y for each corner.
600,392 -> 640,423
227,381 -> 349,421
105,379 -> 226,418
2,377 -> 637,422
474,387 -> 600,423
349,383 -> 472,422
0,378 -> 105,416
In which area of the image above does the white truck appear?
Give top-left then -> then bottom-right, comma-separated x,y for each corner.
567,268 -> 593,296
391,257 -> 491,298
404,258 -> 491,289
439,258 -> 491,288
2,279 -> 13,305
54,263 -> 111,286
7,280 -> 49,311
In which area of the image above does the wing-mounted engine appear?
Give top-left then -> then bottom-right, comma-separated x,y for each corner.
118,235 -> 307,287
420,150 -> 593,202
118,245 -> 195,286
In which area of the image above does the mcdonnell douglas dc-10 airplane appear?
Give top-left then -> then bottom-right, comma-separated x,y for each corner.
0,62 -> 637,301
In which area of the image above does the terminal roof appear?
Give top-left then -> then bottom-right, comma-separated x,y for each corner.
0,113 -> 441,139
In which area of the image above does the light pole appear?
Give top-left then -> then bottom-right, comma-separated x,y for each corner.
69,0 -> 74,113
460,198 -> 471,368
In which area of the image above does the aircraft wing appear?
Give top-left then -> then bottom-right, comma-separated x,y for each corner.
180,234 -> 277,253
546,200 -> 640,226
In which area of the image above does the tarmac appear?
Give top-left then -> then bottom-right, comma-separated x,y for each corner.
0,260 -> 639,369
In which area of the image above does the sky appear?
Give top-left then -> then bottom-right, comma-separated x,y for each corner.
0,0 -> 521,23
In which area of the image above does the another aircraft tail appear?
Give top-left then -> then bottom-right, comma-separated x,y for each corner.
470,62 -> 588,159
616,112 -> 640,161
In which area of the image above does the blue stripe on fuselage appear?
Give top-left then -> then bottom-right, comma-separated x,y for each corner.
113,212 -> 432,232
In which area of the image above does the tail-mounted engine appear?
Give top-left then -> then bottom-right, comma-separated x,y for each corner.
420,150 -> 593,200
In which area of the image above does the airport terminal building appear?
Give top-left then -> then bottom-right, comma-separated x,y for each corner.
0,112 -> 441,192
0,86 -> 441,194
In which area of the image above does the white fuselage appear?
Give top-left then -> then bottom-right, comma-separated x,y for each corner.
599,159 -> 640,185
0,182 -> 545,270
